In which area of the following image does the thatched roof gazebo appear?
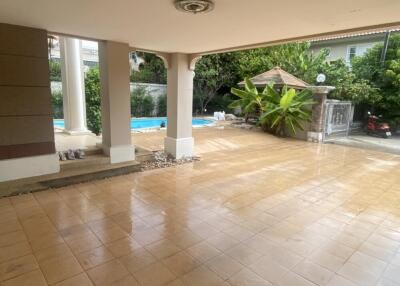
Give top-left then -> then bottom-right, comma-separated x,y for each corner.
238,66 -> 309,90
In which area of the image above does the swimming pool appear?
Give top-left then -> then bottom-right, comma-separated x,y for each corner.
53,117 -> 213,130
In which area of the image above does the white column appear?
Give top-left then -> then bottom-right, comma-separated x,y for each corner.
98,41 -> 135,164
164,53 -> 194,159
60,37 -> 90,135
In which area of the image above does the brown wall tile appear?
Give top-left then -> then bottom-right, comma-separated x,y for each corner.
0,23 -> 55,159
0,142 -> 55,160
0,116 -> 55,146
0,55 -> 50,87
0,23 -> 48,58
0,86 -> 52,116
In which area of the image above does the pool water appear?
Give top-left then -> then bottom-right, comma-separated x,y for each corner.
53,117 -> 213,130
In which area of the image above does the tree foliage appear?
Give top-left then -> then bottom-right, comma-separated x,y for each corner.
130,53 -> 167,84
85,68 -> 102,135
131,86 -> 155,117
352,33 -> 400,117
236,42 -> 328,84
193,53 -> 240,114
156,94 -> 167,116
51,91 -> 63,119
49,59 -> 62,81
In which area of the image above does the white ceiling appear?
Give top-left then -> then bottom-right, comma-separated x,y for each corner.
0,0 -> 399,54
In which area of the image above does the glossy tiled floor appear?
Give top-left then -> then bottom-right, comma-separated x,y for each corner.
2,127 -> 400,286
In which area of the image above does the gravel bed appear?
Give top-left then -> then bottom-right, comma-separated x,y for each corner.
141,151 -> 200,171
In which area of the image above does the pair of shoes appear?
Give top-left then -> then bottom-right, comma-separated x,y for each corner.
75,149 -> 85,159
66,149 -> 76,160
58,151 -> 67,161
58,149 -> 86,161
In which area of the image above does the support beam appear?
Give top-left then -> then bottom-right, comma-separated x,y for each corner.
59,37 -> 90,135
98,41 -> 135,163
164,53 -> 194,159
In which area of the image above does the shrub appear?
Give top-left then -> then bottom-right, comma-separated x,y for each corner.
142,95 -> 155,117
156,94 -> 167,116
51,91 -> 63,119
49,60 -> 62,81
131,86 -> 156,117
231,79 -> 314,136
85,68 -> 102,135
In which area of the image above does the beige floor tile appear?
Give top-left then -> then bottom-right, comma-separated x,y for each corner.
87,260 -> 129,286
206,232 -> 239,252
39,255 -> 83,285
66,232 -> 102,254
132,262 -> 176,286
164,279 -> 185,286
162,251 -> 200,276
338,262 -> 380,286
119,248 -> 156,273
293,260 -> 334,286
0,241 -> 32,264
308,249 -> 347,272
186,241 -> 222,263
166,230 -> 203,249
0,255 -> 38,282
54,273 -> 93,286
145,238 -> 181,259
181,266 -> 224,286
383,264 -> 400,284
0,231 -> 27,248
3,127 -> 400,286
326,274 -> 358,286
75,246 -> 114,270
104,274 -> 140,286
206,254 -> 244,280
249,256 -> 289,285
348,251 -> 387,276
277,271 -> 320,286
29,232 -> 64,252
34,243 -> 73,263
1,270 -> 47,286
225,244 -> 263,266
105,237 -> 142,257
228,268 -> 272,286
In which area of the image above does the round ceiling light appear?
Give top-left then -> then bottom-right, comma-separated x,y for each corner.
174,0 -> 215,14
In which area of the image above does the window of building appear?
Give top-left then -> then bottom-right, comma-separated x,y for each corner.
347,46 -> 357,63
325,47 -> 331,58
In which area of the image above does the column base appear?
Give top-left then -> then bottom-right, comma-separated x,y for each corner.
307,131 -> 324,143
0,153 -> 60,182
164,137 -> 194,159
63,129 -> 93,136
99,144 -> 135,164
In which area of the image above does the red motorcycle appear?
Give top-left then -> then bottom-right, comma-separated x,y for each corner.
366,112 -> 392,138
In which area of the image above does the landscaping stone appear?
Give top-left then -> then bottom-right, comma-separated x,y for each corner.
141,151 -> 200,171
225,114 -> 237,121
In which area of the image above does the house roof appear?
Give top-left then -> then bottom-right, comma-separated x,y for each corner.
0,1 -> 400,54
310,28 -> 400,43
238,67 -> 309,89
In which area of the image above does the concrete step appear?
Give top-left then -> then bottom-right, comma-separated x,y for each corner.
0,145 -> 156,197
42,159 -> 142,189
0,158 -> 142,197
60,154 -> 110,171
